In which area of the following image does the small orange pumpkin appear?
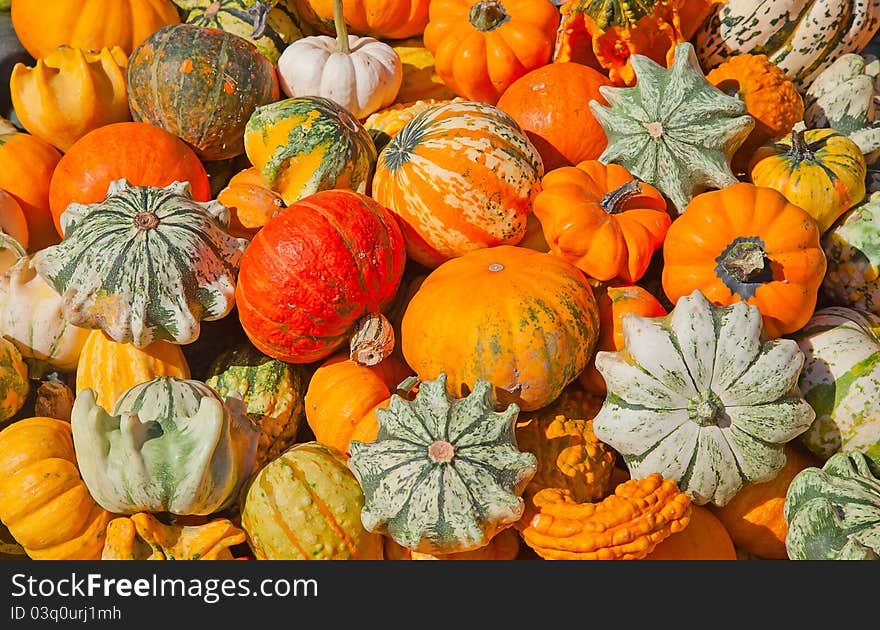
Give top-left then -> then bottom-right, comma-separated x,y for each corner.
216,167 -> 286,240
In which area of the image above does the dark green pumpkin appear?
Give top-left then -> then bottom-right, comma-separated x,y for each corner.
127,23 -> 280,161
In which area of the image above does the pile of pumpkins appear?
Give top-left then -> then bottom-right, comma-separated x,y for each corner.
1,0 -> 880,562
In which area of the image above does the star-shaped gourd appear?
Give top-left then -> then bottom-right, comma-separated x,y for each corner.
589,41 -> 755,213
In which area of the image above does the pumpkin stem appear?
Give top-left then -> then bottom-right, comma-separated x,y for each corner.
789,128 -> 814,163
246,1 -> 271,39
718,239 -> 766,283
601,179 -> 642,214
469,1 -> 510,32
687,389 -> 726,427
134,212 -> 159,231
333,0 -> 351,54
350,312 -> 394,367
427,440 -> 456,463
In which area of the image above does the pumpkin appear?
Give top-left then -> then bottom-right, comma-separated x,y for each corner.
204,341 -> 309,469
422,0 -> 560,105
532,160 -> 671,284
389,37 -> 457,105
364,98 -> 456,152
235,189 -> 406,364
401,245 -> 600,412
277,0 -> 402,120
384,527 -> 522,560
102,512 -> 247,560
693,0 -> 880,90
710,444 -> 821,560
0,255 -> 90,378
0,416 -> 115,560
593,289 -> 815,507
10,46 -> 131,153
705,53 -> 805,174
643,505 -> 736,560
127,23 -> 280,161
75,329 -> 191,413
791,307 -> 880,469
301,0 -> 430,40
822,191 -> 880,313
495,62 -> 612,172
0,12 -> 34,121
661,182 -> 827,339
0,188 -> 27,251
371,100 -> 544,269
48,122 -> 211,238
243,96 -> 378,206
240,441 -> 385,560
784,450 -> 880,560
590,42 -> 755,214
0,336 -> 28,423
749,128 -> 867,233
34,179 -> 248,348
71,376 -> 259,515
216,167 -> 285,239
348,374 -> 538,554
0,131 -> 62,252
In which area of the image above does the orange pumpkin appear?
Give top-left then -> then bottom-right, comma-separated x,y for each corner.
661,182 -> 826,338
301,0 -> 431,40
643,506 -> 737,560
216,167 -> 286,240
0,190 -> 28,251
423,0 -> 560,104
533,160 -> 671,284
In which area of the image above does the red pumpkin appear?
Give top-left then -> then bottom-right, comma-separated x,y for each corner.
236,189 -> 406,364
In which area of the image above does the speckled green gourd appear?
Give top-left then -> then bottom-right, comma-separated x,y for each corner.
589,42 -> 754,213
592,289 -> 815,507
70,376 -> 259,515
347,374 -> 538,555
32,179 -> 248,348
784,450 -> 880,560
0,336 -> 27,423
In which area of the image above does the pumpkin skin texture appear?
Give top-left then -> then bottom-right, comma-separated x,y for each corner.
661,182 -> 827,339
71,376 -> 259,515
48,122 -> 211,238
822,191 -> 880,313
496,62 -> 611,171
423,0 -> 560,105
749,128 -> 867,234
348,374 -> 538,555
643,505 -> 736,560
371,100 -> 544,269
0,417 -> 115,560
235,189 -> 406,364
593,290 -> 815,507
102,512 -> 247,560
127,23 -> 281,161
401,245 -> 600,412
303,0 -> 430,40
11,0 -> 181,59
784,451 -> 880,560
216,167 -> 286,239
0,336 -> 28,423
240,441 -> 385,560
34,180 -> 248,348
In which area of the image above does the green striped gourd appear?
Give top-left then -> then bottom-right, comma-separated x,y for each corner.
32,179 -> 248,348
0,255 -> 90,378
347,374 -> 538,555
822,191 -> 880,313
694,0 -> 880,89
784,451 -> 880,560
0,336 -> 27,423
592,290 -> 815,507
589,42 -> 754,214
791,307 -> 880,469
70,376 -> 259,515
205,341 -> 309,468
240,441 -> 384,560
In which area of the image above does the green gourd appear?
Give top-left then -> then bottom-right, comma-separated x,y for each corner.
0,336 -> 27,423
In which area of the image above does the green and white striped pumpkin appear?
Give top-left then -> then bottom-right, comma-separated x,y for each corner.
791,307 -> 880,469
589,42 -> 754,214
784,450 -> 880,560
592,289 -> 815,507
70,376 -> 259,515
693,0 -> 880,89
347,373 -> 537,555
32,179 -> 249,348
0,335 -> 27,423
822,191 -> 880,313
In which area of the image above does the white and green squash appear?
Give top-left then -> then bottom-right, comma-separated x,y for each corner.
592,289 -> 815,507
784,450 -> 880,560
822,191 -> 880,312
70,375 -> 259,515
589,42 -> 755,214
791,307 -> 880,469
693,0 -> 880,89
347,373 -> 538,555
0,335 -> 27,423
32,179 -> 249,348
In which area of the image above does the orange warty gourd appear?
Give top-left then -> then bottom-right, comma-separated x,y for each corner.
216,167 -> 286,240
644,506 -> 737,560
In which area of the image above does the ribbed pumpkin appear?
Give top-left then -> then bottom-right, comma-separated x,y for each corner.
75,329 -> 191,413
364,98 -> 455,153
0,417 -> 115,560
216,167 -> 285,239
127,23 -> 280,161
244,96 -> 378,206
34,179 -> 248,348
235,189 -> 406,364
204,341 -> 309,469
401,246 -> 599,412
240,441 -> 385,560
822,191 -> 880,313
0,336 -> 28,423
102,512 -> 247,560
372,100 -> 544,269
